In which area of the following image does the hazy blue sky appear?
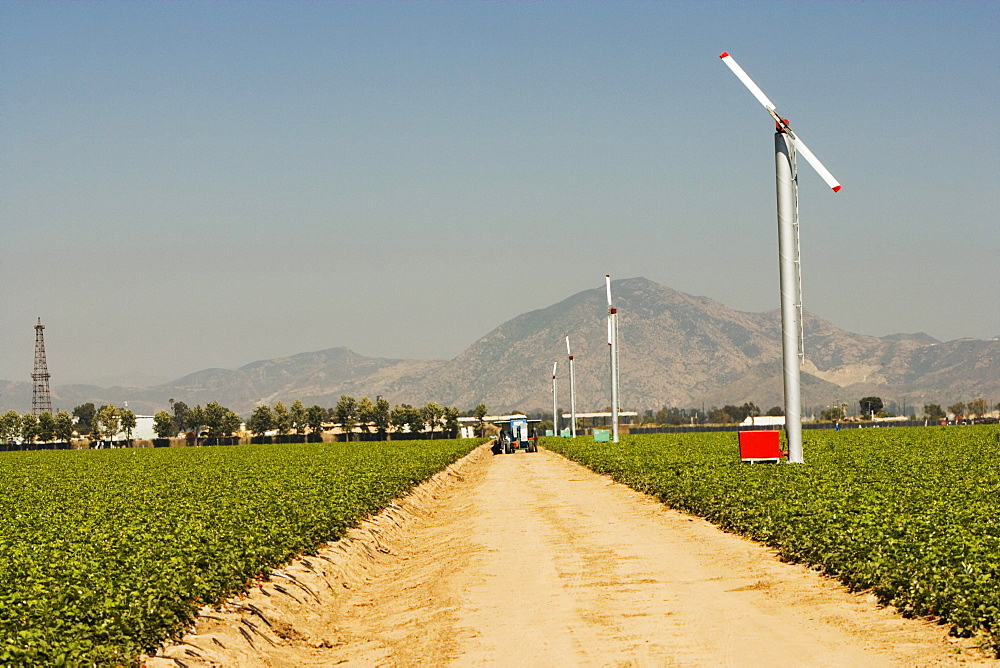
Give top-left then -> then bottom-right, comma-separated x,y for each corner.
2,1 -> 997,385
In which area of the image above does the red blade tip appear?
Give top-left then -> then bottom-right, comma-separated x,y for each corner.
719,52 -> 729,58
832,185 -> 842,193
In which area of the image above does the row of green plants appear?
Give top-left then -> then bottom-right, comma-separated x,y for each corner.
545,426 -> 1000,655
0,438 -> 481,665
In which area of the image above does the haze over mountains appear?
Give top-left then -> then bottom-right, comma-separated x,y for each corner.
2,278 -> 997,416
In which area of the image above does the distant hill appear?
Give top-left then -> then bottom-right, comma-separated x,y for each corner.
1,277 -> 997,416
0,349 -> 445,416
396,277 -> 999,413
881,332 -> 941,344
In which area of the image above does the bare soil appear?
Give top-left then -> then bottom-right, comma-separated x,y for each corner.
147,445 -> 996,666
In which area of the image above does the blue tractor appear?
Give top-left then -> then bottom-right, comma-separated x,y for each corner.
491,417 -> 539,454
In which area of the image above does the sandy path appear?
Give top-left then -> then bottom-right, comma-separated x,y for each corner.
148,445 -> 993,666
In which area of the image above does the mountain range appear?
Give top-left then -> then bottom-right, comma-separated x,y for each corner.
2,277 -> 997,416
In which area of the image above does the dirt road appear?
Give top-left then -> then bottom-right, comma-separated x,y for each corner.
149,445 -> 993,666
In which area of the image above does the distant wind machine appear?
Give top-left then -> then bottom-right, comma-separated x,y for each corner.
719,51 -> 842,464
606,275 -> 621,443
551,361 -> 559,437
565,335 -> 577,438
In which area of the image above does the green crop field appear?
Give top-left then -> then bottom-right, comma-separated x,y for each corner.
546,426 -> 1000,655
0,438 -> 481,666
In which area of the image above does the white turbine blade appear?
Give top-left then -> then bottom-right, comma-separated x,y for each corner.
789,134 -> 842,192
605,274 -> 612,306
608,317 -> 613,346
565,335 -> 572,356
719,52 -> 777,112
552,361 -> 558,378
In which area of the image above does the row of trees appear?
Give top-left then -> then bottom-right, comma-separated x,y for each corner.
246,400 -> 327,438
948,398 -> 995,419
245,397 -> 485,441
0,410 -> 74,444
641,403 -> 783,426
151,400 -> 242,440
854,396 -> 997,421
642,396 -> 999,426
922,398 -> 997,421
23,391 -> 1000,446
70,403 -> 139,440
4,404 -> 138,444
65,397 -> 488,445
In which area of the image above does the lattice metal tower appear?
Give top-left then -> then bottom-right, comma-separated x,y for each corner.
32,318 -> 52,416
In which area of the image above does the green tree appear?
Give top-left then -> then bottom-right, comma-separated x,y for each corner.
923,404 -> 946,421
444,406 -> 460,438
171,400 -> 190,433
221,410 -> 242,438
290,400 -> 307,436
473,403 -> 488,436
20,413 -> 39,444
405,405 -> 425,435
967,398 -> 988,418
389,405 -> 406,435
421,402 -> 445,439
95,405 -> 121,443
306,405 -> 325,437
390,404 -> 421,437
0,411 -> 19,443
248,405 -> 274,438
371,397 -> 391,440
72,403 -> 96,435
89,413 -> 103,442
859,396 -> 884,418
947,402 -> 966,419
766,406 -> 784,417
37,412 -> 56,443
190,404 -> 206,432
203,402 -> 229,438
272,401 -> 291,436
185,405 -> 205,446
335,395 -> 358,441
356,397 -> 375,435
819,406 -> 842,422
54,410 -> 74,443
665,407 -> 699,425
153,411 -> 175,439
120,408 -> 137,442
708,406 -> 732,424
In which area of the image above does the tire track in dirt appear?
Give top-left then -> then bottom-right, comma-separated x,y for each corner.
147,445 -> 994,666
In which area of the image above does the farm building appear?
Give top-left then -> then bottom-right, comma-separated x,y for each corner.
740,415 -> 786,427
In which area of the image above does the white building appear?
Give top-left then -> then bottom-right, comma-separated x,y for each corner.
740,415 -> 786,427
131,416 -> 157,440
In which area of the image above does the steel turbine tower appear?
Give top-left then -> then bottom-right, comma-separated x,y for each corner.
606,275 -> 620,443
720,52 -> 842,464
551,361 -> 559,437
565,335 -> 577,438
